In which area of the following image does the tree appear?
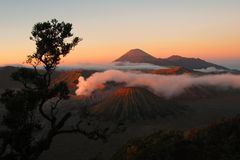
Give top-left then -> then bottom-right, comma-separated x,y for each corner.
0,19 -> 123,160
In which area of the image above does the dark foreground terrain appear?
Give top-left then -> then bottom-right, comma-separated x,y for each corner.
37,93 -> 240,160
113,116 -> 240,160
1,66 -> 240,160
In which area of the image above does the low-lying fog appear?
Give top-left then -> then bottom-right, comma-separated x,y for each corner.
76,70 -> 240,98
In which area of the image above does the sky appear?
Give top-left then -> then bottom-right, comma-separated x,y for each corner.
0,0 -> 240,69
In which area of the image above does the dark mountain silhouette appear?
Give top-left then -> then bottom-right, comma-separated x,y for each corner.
0,66 -> 96,94
114,49 -> 228,70
90,87 -> 187,121
114,49 -> 161,65
165,55 -> 227,70
0,66 -> 22,91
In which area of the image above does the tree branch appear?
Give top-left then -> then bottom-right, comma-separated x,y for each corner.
55,112 -> 72,130
38,99 -> 52,122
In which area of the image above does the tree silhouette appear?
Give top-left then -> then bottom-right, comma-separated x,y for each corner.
0,19 -> 124,160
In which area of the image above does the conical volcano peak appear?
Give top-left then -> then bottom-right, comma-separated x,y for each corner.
114,49 -> 158,63
126,48 -> 152,56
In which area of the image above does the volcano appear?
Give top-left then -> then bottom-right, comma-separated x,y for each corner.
114,49 -> 165,65
114,49 -> 228,70
90,87 -> 187,121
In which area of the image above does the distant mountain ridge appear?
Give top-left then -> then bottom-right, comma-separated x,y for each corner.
147,66 -> 193,75
114,49 -> 228,70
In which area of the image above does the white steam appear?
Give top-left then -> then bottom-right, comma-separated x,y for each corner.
75,70 -> 240,98
60,62 -> 166,70
194,67 -> 226,73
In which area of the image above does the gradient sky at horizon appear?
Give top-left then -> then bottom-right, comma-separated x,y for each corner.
0,0 -> 240,68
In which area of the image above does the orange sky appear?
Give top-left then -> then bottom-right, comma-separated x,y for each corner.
0,0 -> 240,67
1,41 -> 239,66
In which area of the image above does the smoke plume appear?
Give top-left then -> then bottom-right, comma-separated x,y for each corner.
75,70 -> 240,98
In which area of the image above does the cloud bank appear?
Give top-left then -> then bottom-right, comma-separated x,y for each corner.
194,67 -> 226,73
75,70 -> 240,98
59,62 -> 166,70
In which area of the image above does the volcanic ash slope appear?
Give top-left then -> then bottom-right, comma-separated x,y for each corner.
90,87 -> 188,121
